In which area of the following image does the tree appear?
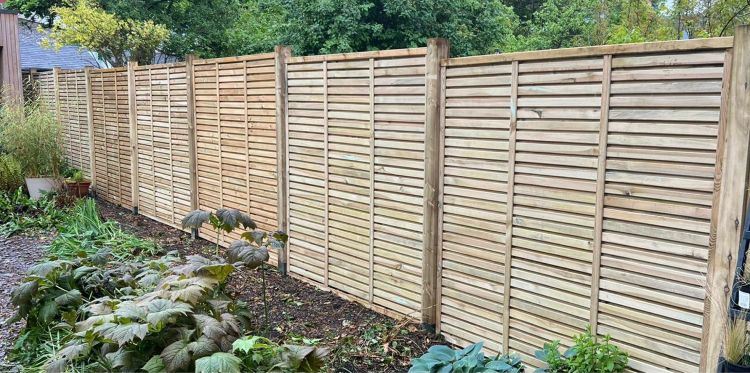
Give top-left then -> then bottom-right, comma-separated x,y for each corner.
226,0 -> 519,57
41,0 -> 169,66
7,0 -> 241,60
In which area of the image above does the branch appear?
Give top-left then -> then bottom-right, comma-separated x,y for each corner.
719,0 -> 750,36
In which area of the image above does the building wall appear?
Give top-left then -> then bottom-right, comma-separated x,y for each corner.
0,10 -> 23,100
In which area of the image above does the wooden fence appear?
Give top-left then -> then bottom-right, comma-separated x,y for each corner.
31,28 -> 750,372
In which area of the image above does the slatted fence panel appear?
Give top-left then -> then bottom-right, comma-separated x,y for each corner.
134,63 -> 191,228
192,54 -> 279,262
286,48 -> 428,317
438,61 -> 513,354
438,39 -> 733,372
90,68 -> 133,209
36,70 -> 56,116
57,69 -> 91,177
597,49 -> 728,373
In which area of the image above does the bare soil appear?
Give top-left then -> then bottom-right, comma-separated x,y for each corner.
97,200 -> 443,372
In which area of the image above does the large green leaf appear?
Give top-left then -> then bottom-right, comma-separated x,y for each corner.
189,335 -> 220,359
39,299 -> 59,324
198,264 -> 235,283
182,210 -> 212,230
146,299 -> 192,327
194,314 -> 227,342
114,300 -> 147,320
142,355 -> 167,373
54,289 -> 82,306
194,352 -> 242,373
10,280 -> 38,306
161,339 -> 192,373
94,321 -> 149,346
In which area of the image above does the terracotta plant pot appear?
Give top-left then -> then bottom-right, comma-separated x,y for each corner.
65,180 -> 91,198
722,359 -> 750,372
25,177 -> 61,200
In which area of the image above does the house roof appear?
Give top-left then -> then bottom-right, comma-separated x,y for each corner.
18,19 -> 99,70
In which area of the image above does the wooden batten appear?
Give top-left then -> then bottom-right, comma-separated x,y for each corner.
701,25 -> 750,371
186,54 -> 198,215
84,67 -> 96,188
422,38 -> 450,329
589,55 -> 612,332
501,60 -> 520,353
275,45 -> 292,274
127,61 -> 140,214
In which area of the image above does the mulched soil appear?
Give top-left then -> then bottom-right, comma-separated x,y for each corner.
97,200 -> 443,372
0,233 -> 52,369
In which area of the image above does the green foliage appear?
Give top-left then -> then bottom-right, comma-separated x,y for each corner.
48,198 -> 160,260
0,98 -> 62,178
0,154 -> 24,193
231,336 -> 328,372
409,342 -> 524,373
0,188 -> 68,237
228,0 -> 518,57
182,208 -> 257,255
42,0 -> 169,66
534,327 -> 628,373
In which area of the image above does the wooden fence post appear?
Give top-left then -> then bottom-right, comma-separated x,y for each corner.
185,54 -> 199,239
127,61 -> 140,215
52,67 -> 61,124
701,25 -> 750,371
83,67 -> 96,190
274,45 -> 291,274
422,38 -> 450,331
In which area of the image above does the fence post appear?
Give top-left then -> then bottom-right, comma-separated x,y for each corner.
701,25 -> 750,371
422,38 -> 450,331
127,61 -> 140,215
83,67 -> 96,190
185,54 -> 199,239
274,45 -> 292,275
52,67 -> 61,124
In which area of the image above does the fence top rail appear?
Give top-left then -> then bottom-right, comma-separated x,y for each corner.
57,68 -> 87,74
133,61 -> 187,71
287,47 -> 426,64
89,66 -> 128,74
192,52 -> 276,65
443,36 -> 734,66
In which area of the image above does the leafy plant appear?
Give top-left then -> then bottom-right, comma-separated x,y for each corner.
409,342 -> 524,373
0,187 -> 68,237
0,154 -> 24,193
228,230 -> 288,338
48,198 -> 159,260
0,98 -> 63,178
182,208 -> 256,255
231,335 -> 328,372
535,327 -> 628,373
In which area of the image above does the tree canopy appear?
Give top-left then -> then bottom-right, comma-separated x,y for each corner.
9,0 -> 750,61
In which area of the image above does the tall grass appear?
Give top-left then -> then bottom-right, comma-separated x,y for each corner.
48,199 -> 159,260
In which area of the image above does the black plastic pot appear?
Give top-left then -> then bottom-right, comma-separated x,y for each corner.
722,359 -> 750,372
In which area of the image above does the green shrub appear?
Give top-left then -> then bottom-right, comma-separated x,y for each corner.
0,98 -> 63,177
230,335 -> 328,372
0,188 -> 68,237
409,342 -> 524,373
9,209 -> 302,373
0,154 -> 24,193
535,327 -> 628,373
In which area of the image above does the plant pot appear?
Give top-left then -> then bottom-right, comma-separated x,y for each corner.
65,180 -> 91,198
25,177 -> 60,200
739,284 -> 750,310
722,359 -> 750,372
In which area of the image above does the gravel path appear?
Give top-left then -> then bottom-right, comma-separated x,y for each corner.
0,234 -> 50,368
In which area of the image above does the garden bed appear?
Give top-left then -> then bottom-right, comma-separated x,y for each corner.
84,200 -> 444,372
